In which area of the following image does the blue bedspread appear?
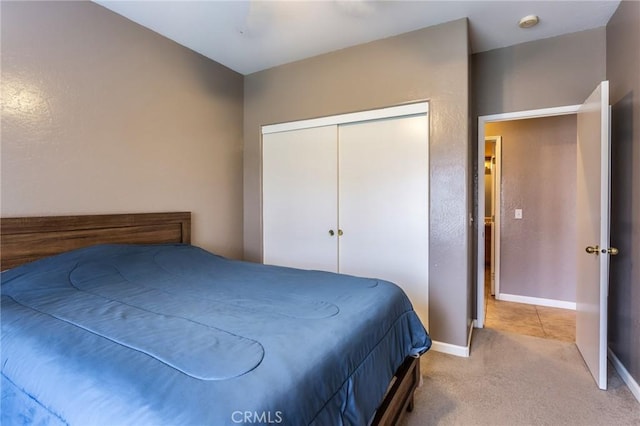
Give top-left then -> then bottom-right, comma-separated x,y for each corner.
1,244 -> 430,425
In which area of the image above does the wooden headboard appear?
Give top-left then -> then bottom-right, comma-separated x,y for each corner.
1,212 -> 191,270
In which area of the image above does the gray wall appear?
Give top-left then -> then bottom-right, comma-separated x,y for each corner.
244,20 -> 471,346
606,0 -> 640,386
486,116 -> 577,303
473,27 -> 606,117
472,28 -> 607,317
1,1 -> 245,258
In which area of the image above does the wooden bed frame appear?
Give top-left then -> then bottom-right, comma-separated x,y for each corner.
1,212 -> 191,270
0,212 -> 419,425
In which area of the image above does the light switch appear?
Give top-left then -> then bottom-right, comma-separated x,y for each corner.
515,209 -> 523,219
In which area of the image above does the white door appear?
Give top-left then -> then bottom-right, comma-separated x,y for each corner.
338,114 -> 429,323
262,125 -> 339,272
576,81 -> 611,390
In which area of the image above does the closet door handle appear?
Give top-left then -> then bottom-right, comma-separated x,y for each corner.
338,229 -> 343,236
329,230 -> 335,236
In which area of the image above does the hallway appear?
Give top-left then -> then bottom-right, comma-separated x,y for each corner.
484,294 -> 576,342
483,267 -> 576,342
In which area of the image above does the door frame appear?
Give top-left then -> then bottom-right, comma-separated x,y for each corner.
262,102 -> 429,134
484,136 -> 502,297
476,105 -> 580,328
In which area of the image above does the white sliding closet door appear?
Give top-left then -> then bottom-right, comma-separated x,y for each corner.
263,125 -> 338,272
338,114 -> 429,320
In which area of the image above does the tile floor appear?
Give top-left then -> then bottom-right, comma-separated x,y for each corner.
484,273 -> 576,342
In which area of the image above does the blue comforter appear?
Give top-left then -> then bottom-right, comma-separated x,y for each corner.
1,244 -> 430,425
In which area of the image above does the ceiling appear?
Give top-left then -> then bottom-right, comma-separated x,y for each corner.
94,0 -> 620,75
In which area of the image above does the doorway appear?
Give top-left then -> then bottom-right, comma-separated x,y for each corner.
483,136 -> 501,299
477,106 -> 580,342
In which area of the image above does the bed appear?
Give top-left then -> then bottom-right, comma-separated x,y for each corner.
1,212 -> 430,425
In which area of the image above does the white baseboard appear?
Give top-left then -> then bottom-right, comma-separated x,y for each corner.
497,293 -> 576,310
608,347 -> 640,404
430,323 -> 473,358
431,340 -> 469,357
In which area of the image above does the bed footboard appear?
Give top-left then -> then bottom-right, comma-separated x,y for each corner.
372,356 -> 421,426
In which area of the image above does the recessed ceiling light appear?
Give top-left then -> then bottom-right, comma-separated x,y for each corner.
519,15 -> 540,29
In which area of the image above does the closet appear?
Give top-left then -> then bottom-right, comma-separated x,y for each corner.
262,103 -> 429,322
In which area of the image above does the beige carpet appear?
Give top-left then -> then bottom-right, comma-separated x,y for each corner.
401,328 -> 640,426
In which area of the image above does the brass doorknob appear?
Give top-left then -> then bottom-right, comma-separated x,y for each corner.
604,247 -> 619,255
585,245 -> 599,255
338,229 -> 343,236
